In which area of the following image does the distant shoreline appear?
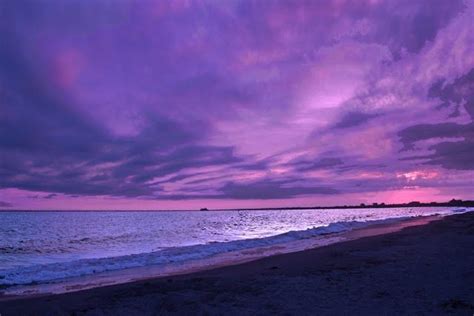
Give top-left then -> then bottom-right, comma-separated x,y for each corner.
1,199 -> 473,212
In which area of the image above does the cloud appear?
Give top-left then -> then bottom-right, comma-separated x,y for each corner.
371,0 -> 465,57
0,201 -> 13,207
28,193 -> 58,199
220,180 -> 339,200
398,68 -> 474,170
0,0 -> 473,207
290,158 -> 345,172
0,39 -> 258,198
332,111 -> 381,129
398,123 -> 473,150
426,140 -> 474,170
428,68 -> 474,119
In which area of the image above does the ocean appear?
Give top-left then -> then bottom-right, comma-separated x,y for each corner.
0,207 -> 468,288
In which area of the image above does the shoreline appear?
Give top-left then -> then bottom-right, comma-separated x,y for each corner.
1,211 -> 473,314
0,214 -> 443,298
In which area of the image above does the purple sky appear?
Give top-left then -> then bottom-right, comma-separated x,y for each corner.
1,0 -> 473,210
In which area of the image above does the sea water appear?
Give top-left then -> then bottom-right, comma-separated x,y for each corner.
0,207 -> 468,286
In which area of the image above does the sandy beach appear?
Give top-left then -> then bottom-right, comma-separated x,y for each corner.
0,211 -> 473,315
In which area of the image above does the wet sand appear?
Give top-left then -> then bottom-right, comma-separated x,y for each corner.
1,212 -> 473,315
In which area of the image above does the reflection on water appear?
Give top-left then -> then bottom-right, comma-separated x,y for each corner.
0,207 -> 455,271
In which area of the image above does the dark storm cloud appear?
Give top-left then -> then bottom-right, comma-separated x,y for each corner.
111,145 -> 244,185
220,180 -> 339,200
426,141 -> 474,170
332,111 -> 381,129
398,69 -> 474,170
28,194 -> 58,199
0,201 -> 13,207
0,46 -> 220,197
398,123 -> 474,150
0,37 -> 104,156
290,158 -> 344,172
0,19 -> 271,199
148,178 -> 339,200
428,68 -> 474,119
371,0 -> 465,57
336,163 -> 387,173
0,135 -> 255,198
401,136 -> 474,171
0,31 -> 255,198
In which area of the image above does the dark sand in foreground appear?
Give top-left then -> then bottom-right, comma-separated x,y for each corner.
1,212 -> 474,315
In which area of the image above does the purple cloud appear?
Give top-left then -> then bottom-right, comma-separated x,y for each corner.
1,0 -> 473,209
0,201 -> 13,207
